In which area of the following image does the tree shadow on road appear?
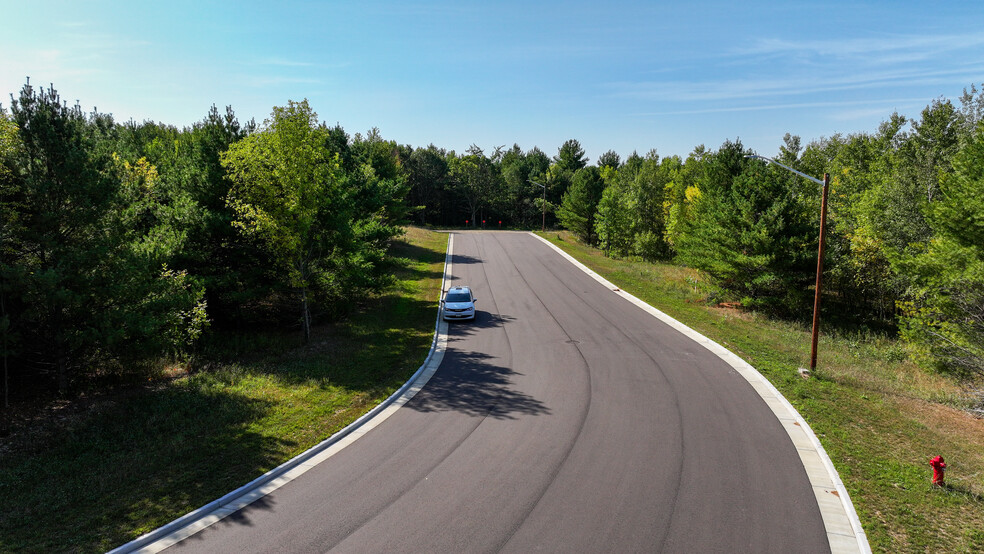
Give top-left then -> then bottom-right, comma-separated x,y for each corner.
450,253 -> 482,265
408,312 -> 550,420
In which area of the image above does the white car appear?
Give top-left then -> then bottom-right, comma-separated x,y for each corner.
442,286 -> 477,321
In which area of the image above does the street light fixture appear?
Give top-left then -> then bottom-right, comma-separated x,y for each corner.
529,179 -> 546,232
746,154 -> 830,372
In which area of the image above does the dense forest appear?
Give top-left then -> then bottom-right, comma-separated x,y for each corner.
2,79 -> 984,405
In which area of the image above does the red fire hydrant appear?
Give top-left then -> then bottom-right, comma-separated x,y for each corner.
929,455 -> 946,487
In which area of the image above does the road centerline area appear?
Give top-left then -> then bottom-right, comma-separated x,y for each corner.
134,231 -> 849,553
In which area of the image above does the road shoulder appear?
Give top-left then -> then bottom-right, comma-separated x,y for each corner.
108,234 -> 455,554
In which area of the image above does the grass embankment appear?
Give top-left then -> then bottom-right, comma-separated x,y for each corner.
0,227 -> 448,553
540,231 -> 984,553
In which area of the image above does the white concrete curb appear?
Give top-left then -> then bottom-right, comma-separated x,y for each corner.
530,232 -> 870,554
108,234 -> 455,554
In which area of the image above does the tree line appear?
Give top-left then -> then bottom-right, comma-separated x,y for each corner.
0,82 -> 409,402
401,86 -> 984,380
557,88 -> 984,381
3,79 -> 983,404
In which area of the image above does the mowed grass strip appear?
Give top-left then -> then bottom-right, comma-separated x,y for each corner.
539,231 -> 984,553
0,227 -> 448,553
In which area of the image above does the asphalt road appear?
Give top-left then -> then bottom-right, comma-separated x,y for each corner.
168,231 -> 828,553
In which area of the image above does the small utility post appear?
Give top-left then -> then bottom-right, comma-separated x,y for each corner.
810,171 -> 830,371
746,154 -> 829,372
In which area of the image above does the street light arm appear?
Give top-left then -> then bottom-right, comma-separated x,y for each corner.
746,154 -> 825,186
744,154 -> 830,372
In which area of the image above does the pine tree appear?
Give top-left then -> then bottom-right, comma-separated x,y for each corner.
897,122 -> 984,375
557,167 -> 603,244
677,152 -> 815,314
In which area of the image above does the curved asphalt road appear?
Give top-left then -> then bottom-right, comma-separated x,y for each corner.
168,231 -> 829,552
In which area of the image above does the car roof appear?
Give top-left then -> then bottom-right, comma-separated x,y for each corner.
448,285 -> 471,293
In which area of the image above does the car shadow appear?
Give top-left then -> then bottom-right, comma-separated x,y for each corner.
442,309 -> 509,329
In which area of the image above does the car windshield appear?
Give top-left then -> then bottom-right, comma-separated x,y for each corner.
445,292 -> 471,302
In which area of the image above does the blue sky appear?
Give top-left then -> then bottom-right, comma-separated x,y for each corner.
3,1 -> 983,161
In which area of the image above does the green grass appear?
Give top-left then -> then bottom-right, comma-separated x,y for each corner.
540,231 -> 984,553
0,227 -> 448,553
4,227 -> 981,552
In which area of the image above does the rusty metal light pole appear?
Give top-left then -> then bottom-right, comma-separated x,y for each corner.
747,154 -> 830,372
529,179 -> 546,232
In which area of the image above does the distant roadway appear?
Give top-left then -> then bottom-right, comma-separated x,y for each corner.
167,231 -> 829,552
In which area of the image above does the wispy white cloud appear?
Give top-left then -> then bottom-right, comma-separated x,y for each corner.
631,97 -> 932,117
246,57 -> 350,70
56,20 -> 91,29
726,32 -> 984,82
606,63 -> 984,103
254,57 -> 316,68
830,105 -> 925,122
0,48 -> 104,90
0,29 -> 149,92
605,29 -> 984,120
238,57 -> 347,89
738,33 -> 984,60
60,32 -> 151,54
243,76 -> 323,87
